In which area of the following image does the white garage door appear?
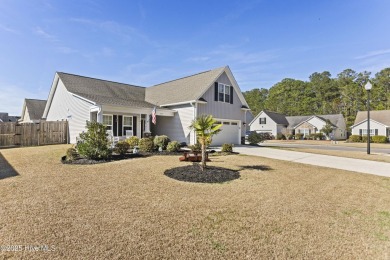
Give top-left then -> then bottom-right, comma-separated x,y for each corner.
211,121 -> 240,146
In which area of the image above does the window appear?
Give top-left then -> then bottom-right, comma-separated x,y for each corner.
259,117 -> 266,124
123,116 -> 133,137
103,115 -> 113,130
231,122 -> 238,125
218,83 -> 231,103
223,122 -> 230,125
361,129 -> 377,135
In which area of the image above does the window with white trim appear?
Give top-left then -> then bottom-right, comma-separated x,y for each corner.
218,83 -> 231,103
123,116 -> 133,136
259,117 -> 266,124
103,115 -> 113,130
361,129 -> 377,135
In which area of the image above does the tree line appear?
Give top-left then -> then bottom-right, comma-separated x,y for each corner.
243,68 -> 390,127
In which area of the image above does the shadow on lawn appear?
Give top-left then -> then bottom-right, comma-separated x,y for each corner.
239,165 -> 273,171
0,153 -> 19,180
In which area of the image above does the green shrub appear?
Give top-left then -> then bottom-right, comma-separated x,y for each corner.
372,135 -> 388,143
139,137 -> 155,152
307,134 -> 316,140
295,133 -> 303,140
126,136 -> 139,149
248,132 -> 264,145
349,135 -> 362,142
153,135 -> 170,150
276,133 -> 286,140
315,133 -> 324,140
286,134 -> 293,140
65,147 -> 79,161
189,143 -> 201,152
166,141 -> 181,152
115,141 -> 130,156
221,143 -> 233,153
361,136 -> 372,143
76,121 -> 112,160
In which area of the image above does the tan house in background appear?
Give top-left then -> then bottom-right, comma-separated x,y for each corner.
20,99 -> 47,123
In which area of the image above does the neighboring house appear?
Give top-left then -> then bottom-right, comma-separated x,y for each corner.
0,112 -> 20,122
43,66 -> 251,145
20,99 -> 47,123
249,110 -> 347,139
351,110 -> 390,139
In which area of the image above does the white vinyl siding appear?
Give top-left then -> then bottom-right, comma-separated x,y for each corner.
352,120 -> 388,137
249,111 -> 278,137
153,104 -> 195,144
46,79 -> 91,143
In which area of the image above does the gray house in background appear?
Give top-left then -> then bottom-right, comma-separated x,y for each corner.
249,110 -> 347,139
20,99 -> 47,123
0,112 -> 20,122
43,66 -> 252,145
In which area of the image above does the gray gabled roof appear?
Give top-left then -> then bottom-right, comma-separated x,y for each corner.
24,99 -> 47,120
354,110 -> 390,126
57,72 -> 158,109
286,114 -> 345,129
145,66 -> 226,105
263,110 -> 289,125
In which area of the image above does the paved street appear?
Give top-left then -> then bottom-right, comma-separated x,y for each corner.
233,145 -> 390,177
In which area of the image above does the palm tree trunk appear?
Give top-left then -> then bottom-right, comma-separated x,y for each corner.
201,143 -> 206,171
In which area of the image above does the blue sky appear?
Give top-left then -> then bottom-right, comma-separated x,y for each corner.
1,0 -> 390,115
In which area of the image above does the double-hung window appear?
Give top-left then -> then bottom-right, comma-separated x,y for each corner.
103,115 -> 113,130
218,83 -> 231,103
259,117 -> 266,124
123,116 -> 133,137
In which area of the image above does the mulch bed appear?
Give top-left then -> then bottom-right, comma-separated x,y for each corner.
164,164 -> 240,183
61,153 -> 144,165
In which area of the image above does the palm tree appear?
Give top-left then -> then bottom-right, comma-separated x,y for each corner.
189,115 -> 222,171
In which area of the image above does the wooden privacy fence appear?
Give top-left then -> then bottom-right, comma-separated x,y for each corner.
0,121 -> 68,147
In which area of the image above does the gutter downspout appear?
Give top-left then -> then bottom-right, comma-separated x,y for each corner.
191,102 -> 198,145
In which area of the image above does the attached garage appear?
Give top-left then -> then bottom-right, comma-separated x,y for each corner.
211,120 -> 240,146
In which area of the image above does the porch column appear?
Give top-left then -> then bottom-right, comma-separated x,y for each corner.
97,108 -> 103,123
144,114 -> 151,137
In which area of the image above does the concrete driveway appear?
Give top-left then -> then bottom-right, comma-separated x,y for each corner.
233,145 -> 390,178
259,141 -> 390,154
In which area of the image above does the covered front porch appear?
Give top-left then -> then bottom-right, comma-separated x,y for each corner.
90,104 -> 175,141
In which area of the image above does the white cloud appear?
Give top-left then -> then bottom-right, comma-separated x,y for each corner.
34,26 -> 58,42
0,24 -> 19,35
355,49 -> 390,60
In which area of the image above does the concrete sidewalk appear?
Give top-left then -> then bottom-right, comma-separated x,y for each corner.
233,145 -> 390,178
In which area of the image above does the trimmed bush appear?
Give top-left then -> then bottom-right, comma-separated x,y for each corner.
276,133 -> 286,140
115,141 -> 130,156
65,147 -> 79,161
126,136 -> 139,149
286,134 -> 294,140
189,143 -> 201,152
76,121 -> 112,160
139,137 -> 155,152
221,143 -> 233,153
248,132 -> 264,145
166,141 -> 181,152
361,136 -> 372,143
349,135 -> 362,142
295,133 -> 303,140
153,135 -> 170,150
315,133 -> 324,140
372,135 -> 388,143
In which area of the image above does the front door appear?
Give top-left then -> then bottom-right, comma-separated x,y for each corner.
113,115 -> 123,137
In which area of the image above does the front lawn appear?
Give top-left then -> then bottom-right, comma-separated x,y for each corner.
0,145 -> 389,259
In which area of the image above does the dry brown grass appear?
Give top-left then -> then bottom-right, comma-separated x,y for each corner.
1,145 -> 389,259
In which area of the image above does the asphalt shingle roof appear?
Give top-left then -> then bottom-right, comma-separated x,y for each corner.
145,67 -> 226,105
354,110 -> 390,126
25,99 -> 46,120
263,110 -> 289,125
57,72 -> 158,109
